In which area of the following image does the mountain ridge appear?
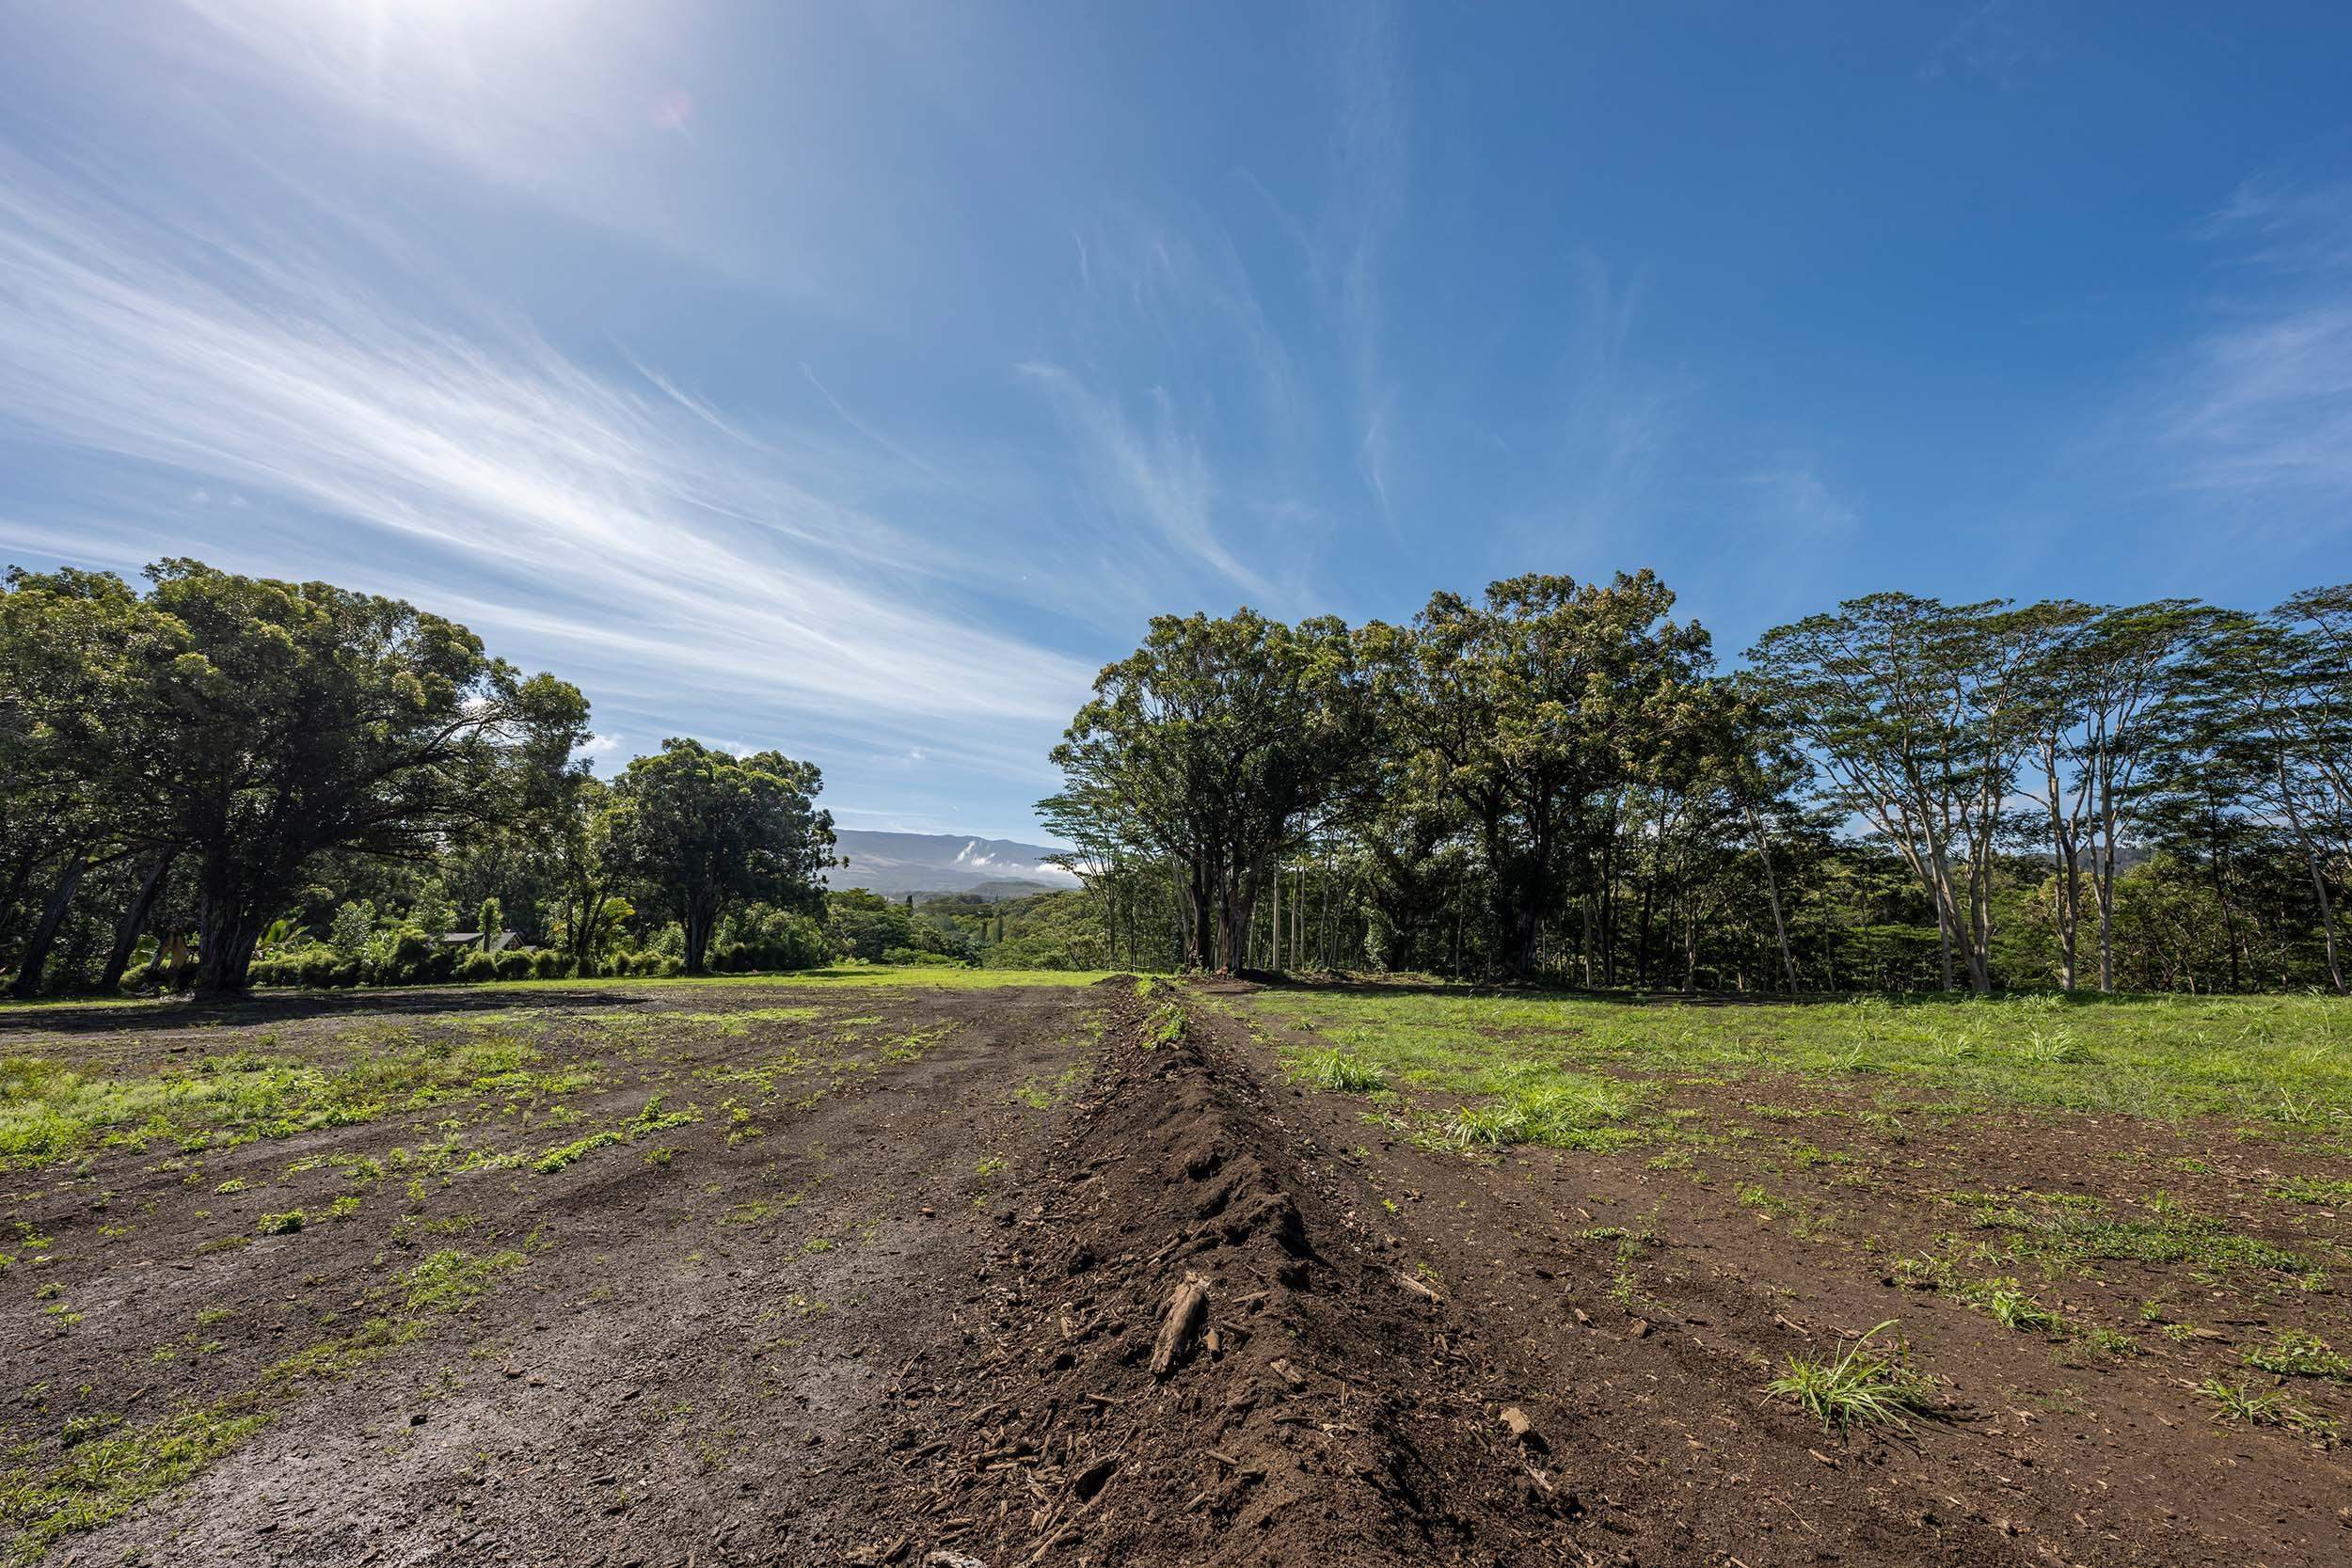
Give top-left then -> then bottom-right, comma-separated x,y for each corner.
824,829 -> 1080,896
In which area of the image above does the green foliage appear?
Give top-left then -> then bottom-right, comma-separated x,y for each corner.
0,1034 -> 589,1170
1045,606 -> 1372,971
326,901 -> 374,960
1301,1049 -> 1385,1093
1442,1075 -> 1643,1152
0,559 -> 591,995
603,739 -> 834,975
532,1094 -> 700,1174
1763,1322 -> 1935,1433
1959,1276 -> 2063,1334
2198,1378 -> 2342,1441
399,1246 -> 526,1313
2241,1331 -> 2350,1381
827,889 -> 968,965
1237,988 -> 2352,1131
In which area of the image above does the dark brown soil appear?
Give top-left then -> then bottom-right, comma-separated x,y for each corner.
1207,992 -> 2352,1568
5,978 -> 2344,1567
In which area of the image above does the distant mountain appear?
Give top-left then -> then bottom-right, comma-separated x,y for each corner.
825,830 -> 1081,896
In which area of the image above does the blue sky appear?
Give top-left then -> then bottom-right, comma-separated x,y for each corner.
4,2 -> 2349,841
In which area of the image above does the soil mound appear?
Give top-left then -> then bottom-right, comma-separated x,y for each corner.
843,991 -> 1562,1566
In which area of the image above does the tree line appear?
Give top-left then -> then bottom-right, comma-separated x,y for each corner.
0,561 -> 838,997
1042,573 -> 2352,995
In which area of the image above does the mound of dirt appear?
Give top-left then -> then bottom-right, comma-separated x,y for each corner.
837,990 -> 1573,1567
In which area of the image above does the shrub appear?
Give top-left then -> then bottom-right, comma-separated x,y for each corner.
456,950 -> 497,983
374,928 -> 434,986
882,947 -> 964,967
246,957 -> 297,988
492,949 -> 533,982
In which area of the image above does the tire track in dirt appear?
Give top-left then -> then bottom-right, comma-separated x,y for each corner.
40,984 -> 1099,1567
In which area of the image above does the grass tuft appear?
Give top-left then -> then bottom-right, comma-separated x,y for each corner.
1764,1321 -> 1936,1434
1304,1049 -> 1385,1093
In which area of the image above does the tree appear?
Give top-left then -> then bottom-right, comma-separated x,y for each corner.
1383,572 -> 1712,979
1047,610 -> 1369,972
2002,600 -> 2213,992
2185,601 -> 2350,993
1748,594 -> 2040,994
91,561 -> 587,994
0,567 -> 151,995
602,738 -> 834,974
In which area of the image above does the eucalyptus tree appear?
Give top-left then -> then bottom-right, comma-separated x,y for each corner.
602,738 -> 835,975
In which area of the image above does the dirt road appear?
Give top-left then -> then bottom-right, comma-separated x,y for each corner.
7,977 -> 2344,1566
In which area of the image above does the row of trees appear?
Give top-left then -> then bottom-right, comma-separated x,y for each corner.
1043,574 -> 2352,994
0,562 -> 837,996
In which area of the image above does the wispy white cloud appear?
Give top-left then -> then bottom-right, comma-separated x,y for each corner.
1919,0 -> 2060,87
1016,361 -> 1271,600
2151,179 -> 2352,521
0,158 -> 1095,777
1325,3 -> 1407,523
164,0 -> 747,272
1523,254 -> 1690,552
1743,463 -> 1860,539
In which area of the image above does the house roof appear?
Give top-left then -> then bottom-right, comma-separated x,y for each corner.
437,931 -> 519,952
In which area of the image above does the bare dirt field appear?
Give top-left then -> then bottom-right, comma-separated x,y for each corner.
4,975 -> 2347,1566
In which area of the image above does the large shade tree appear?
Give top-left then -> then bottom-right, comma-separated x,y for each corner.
19,561 -> 594,995
1044,609 -> 1370,971
1747,594 -> 2045,994
1381,571 -> 1713,979
601,738 -> 835,974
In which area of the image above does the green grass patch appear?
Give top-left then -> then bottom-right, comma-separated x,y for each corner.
1959,1276 -> 2064,1334
2241,1330 -> 2349,1381
1439,1075 -> 1643,1153
1232,989 -> 2352,1130
2270,1176 -> 2352,1205
2198,1378 -> 2342,1441
0,1034 -> 595,1172
0,1403 -> 269,1561
1298,1048 -> 1385,1093
532,1094 -> 701,1174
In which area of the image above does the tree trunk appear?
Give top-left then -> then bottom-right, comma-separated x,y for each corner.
2279,753 -> 2346,994
194,895 -> 265,996
2043,764 -> 2078,992
100,850 -> 176,992
0,845 -> 38,964
1319,858 -> 1331,971
9,850 -> 88,999
2093,768 -> 2122,993
2206,794 -> 2244,993
1269,865 -> 1280,974
1747,805 -> 1799,993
